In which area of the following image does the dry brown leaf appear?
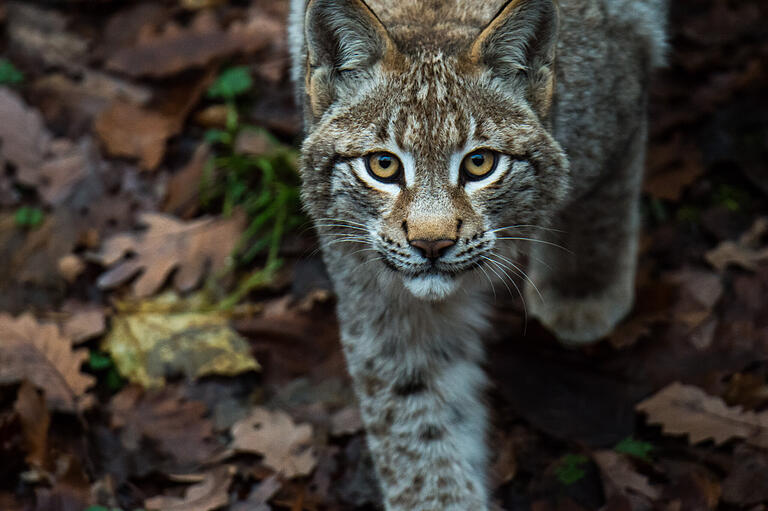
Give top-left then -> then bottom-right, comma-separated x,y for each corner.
17,139 -> 94,206
636,382 -> 768,448
593,450 -> 659,500
6,2 -> 88,70
94,100 -> 176,170
60,304 -> 106,344
95,212 -> 245,297
0,314 -> 94,412
706,218 -> 768,272
106,10 -> 275,78
145,465 -> 234,511
163,144 -> 210,218
14,381 -> 50,469
0,87 -> 52,176
110,386 -> 220,468
232,408 -> 317,478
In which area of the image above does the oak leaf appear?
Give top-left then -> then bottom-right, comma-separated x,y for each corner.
106,10 -> 275,78
0,313 -> 94,412
95,212 -> 245,297
636,382 -> 768,448
94,100 -> 176,171
231,408 -> 317,478
145,466 -> 235,511
102,292 -> 259,388
110,385 -> 220,472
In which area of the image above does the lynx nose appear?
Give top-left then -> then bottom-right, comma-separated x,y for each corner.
409,239 -> 455,260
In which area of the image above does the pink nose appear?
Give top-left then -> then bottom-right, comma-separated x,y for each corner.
409,239 -> 456,260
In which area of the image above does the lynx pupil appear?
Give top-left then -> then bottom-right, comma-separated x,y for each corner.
378,155 -> 392,168
471,154 -> 484,166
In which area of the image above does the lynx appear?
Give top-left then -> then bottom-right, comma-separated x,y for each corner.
289,0 -> 666,508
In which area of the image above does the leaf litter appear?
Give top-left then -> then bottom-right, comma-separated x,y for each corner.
0,0 -> 767,509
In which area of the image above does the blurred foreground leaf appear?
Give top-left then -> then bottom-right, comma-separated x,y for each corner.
102,292 -> 259,388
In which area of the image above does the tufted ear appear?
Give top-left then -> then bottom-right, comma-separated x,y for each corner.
303,0 -> 396,122
468,0 -> 559,117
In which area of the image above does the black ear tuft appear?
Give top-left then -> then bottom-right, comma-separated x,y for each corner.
469,0 -> 559,116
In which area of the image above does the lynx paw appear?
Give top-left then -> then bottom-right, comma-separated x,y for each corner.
525,280 -> 633,346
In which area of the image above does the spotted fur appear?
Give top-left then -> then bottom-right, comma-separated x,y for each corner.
290,0 -> 666,508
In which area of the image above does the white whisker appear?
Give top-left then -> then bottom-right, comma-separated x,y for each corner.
495,236 -> 573,254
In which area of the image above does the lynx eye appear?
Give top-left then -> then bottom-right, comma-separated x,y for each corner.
365,152 -> 402,182
462,150 -> 498,181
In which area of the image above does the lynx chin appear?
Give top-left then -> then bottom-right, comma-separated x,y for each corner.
289,0 -> 666,508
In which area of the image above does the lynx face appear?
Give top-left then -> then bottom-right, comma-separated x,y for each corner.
298,0 -> 570,300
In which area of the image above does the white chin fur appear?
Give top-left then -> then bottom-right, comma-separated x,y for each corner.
402,274 -> 459,301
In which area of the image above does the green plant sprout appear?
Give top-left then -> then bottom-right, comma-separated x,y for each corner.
14,206 -> 44,228
614,436 -> 654,462
202,66 -> 303,307
555,453 -> 589,485
0,58 -> 24,85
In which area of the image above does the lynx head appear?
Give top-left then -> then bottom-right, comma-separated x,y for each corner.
298,0 -> 570,301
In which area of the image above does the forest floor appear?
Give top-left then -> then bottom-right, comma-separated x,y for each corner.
1,0 -> 768,510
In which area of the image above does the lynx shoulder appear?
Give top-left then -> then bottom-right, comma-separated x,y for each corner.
289,1 -> 666,509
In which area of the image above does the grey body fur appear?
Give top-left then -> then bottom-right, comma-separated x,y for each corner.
289,0 -> 666,508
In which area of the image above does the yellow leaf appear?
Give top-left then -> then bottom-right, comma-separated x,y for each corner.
103,292 -> 259,388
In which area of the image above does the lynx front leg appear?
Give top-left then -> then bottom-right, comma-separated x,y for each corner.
525,130 -> 646,345
339,326 -> 489,510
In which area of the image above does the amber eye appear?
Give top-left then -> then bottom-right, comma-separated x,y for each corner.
365,152 -> 402,182
462,150 -> 498,181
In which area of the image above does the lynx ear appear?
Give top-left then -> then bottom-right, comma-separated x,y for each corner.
468,0 -> 558,116
304,0 -> 395,120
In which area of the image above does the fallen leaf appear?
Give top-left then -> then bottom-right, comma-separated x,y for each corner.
95,212 -> 245,297
145,465 -> 234,511
721,446 -> 768,505
593,450 -> 659,500
668,269 -> 722,329
102,292 -> 259,388
662,469 -> 721,511
106,10 -> 275,78
6,2 -> 88,70
329,406 -> 363,437
163,144 -> 210,218
94,100 -> 176,170
14,381 -> 50,469
636,382 -> 768,448
0,313 -> 94,412
232,408 -> 317,478
0,87 -> 52,176
60,304 -> 106,344
110,385 -> 220,469
723,372 -> 768,410
16,138 -> 99,206
706,218 -> 768,272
